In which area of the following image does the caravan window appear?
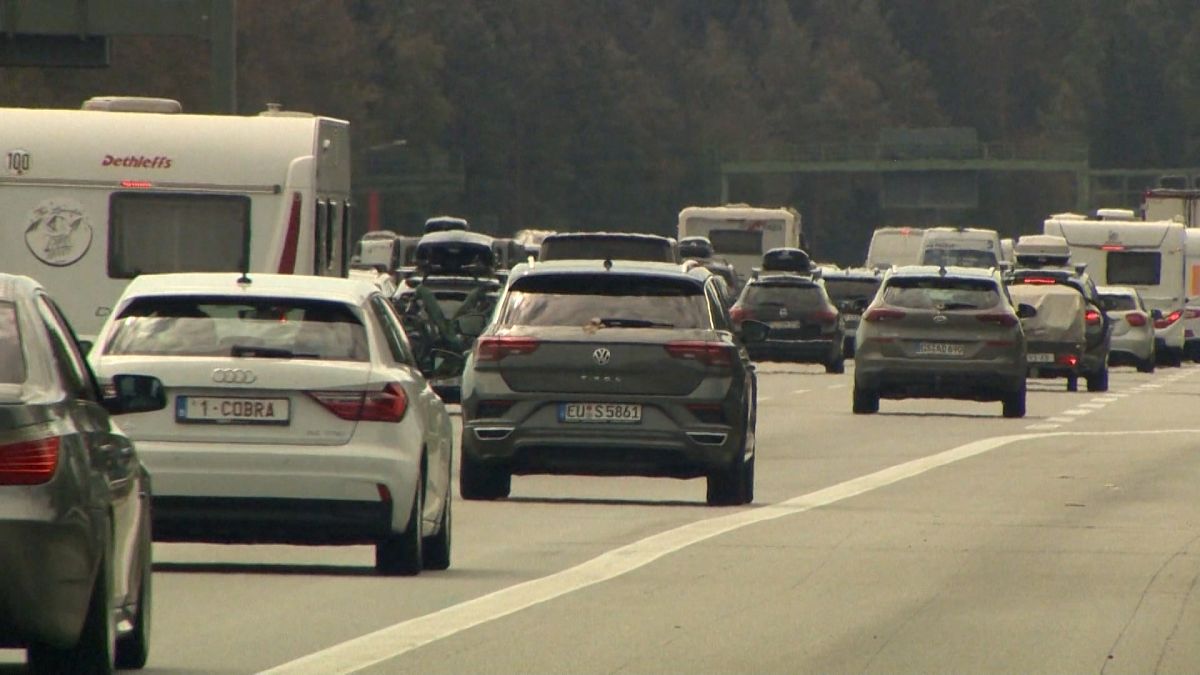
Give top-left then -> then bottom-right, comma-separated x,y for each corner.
708,229 -> 765,255
108,193 -> 249,279
1107,252 -> 1161,286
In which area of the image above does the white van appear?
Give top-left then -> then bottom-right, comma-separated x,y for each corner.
1045,213 -> 1188,364
678,205 -> 802,281
864,226 -> 924,270
918,227 -> 1003,269
0,97 -> 351,340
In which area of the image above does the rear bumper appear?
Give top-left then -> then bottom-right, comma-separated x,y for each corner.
133,436 -> 420,538
1024,340 -> 1084,378
1108,333 -> 1154,363
151,496 -> 392,544
748,338 -> 838,363
855,359 -> 1024,401
0,519 -> 97,649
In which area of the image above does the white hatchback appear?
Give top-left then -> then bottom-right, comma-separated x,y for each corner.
89,273 -> 454,576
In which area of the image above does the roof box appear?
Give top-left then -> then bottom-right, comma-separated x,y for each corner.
1096,208 -> 1137,221
761,247 -> 811,273
82,96 -> 182,114
1014,234 -> 1071,267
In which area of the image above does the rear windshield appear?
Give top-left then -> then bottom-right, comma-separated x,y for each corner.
824,278 -> 881,302
882,277 -> 1001,310
103,296 -> 369,361
1101,294 -> 1139,311
740,283 -> 828,311
539,238 -> 676,263
1106,252 -> 1161,286
920,246 -> 998,268
0,302 -> 26,384
499,274 -> 710,328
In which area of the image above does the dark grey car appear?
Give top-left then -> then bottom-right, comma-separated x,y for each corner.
0,274 -> 165,673
731,272 -> 845,372
459,261 -> 761,505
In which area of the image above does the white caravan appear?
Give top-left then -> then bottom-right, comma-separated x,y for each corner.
1045,212 -> 1188,363
1143,188 -> 1200,226
677,205 -> 801,281
864,226 -> 925,270
1142,189 -> 1200,360
0,97 -> 351,341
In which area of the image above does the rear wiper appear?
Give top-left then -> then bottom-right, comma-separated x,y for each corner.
595,317 -> 675,329
940,302 -> 980,310
230,344 -> 314,359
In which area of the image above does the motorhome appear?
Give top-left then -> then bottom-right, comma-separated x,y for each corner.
864,226 -> 924,270
1142,190 -> 1200,360
918,227 -> 1003,269
678,205 -> 802,281
1143,188 -> 1200,226
1045,212 -> 1188,365
0,97 -> 352,340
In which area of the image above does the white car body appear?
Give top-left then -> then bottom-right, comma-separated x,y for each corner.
1097,285 -> 1156,371
88,273 -> 452,573
678,205 -> 802,282
865,226 -> 925,270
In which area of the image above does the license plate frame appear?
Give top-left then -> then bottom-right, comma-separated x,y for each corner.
915,342 -> 966,357
175,396 -> 292,425
559,402 -> 643,424
1026,353 -> 1055,363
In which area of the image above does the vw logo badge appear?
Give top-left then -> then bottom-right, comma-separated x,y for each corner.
592,347 -> 612,366
933,315 -> 948,324
779,307 -> 789,318
212,368 -> 257,384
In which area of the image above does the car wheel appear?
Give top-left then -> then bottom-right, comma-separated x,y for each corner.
1137,357 -> 1156,374
1066,375 -> 1079,392
459,453 -> 511,500
114,546 -> 151,669
1086,366 -> 1109,392
29,552 -> 115,675
825,356 -> 845,375
376,478 -> 424,577
1002,384 -> 1026,418
852,385 -> 879,414
422,492 -> 452,571
706,451 -> 752,506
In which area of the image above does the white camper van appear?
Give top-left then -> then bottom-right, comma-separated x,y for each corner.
0,97 -> 352,340
678,205 -> 801,281
1045,212 -> 1188,364
864,226 -> 925,270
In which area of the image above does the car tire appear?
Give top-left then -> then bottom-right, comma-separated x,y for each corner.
1086,366 -> 1109,392
852,385 -> 879,414
422,492 -> 451,571
1137,357 -> 1156,374
376,479 -> 424,577
1066,375 -> 1079,392
706,452 -> 752,506
114,547 -> 151,669
29,552 -> 115,675
1002,384 -> 1026,418
825,356 -> 845,375
459,453 -> 511,500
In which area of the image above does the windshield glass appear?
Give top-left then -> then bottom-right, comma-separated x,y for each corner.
920,246 -> 999,268
824,278 -> 881,303
739,283 -> 827,311
0,302 -> 26,384
499,274 -> 709,328
882,277 -> 1000,310
103,296 -> 369,361
1102,294 -> 1139,311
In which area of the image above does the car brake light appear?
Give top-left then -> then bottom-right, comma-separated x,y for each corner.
812,309 -> 838,324
1101,244 -> 1125,251
1085,309 -> 1101,326
1057,353 -> 1079,367
1125,313 -> 1147,327
1155,310 -> 1183,329
729,307 -> 753,323
0,436 -> 61,485
475,336 -> 540,361
308,383 -> 408,422
976,313 -> 1018,328
1020,277 -> 1057,285
664,341 -> 733,367
863,308 -> 906,322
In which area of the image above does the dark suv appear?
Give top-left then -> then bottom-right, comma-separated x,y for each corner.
459,260 -> 764,506
731,272 -> 845,373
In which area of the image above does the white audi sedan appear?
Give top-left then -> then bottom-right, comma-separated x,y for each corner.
89,273 -> 453,576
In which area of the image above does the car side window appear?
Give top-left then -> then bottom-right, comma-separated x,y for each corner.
35,296 -> 97,401
369,295 -> 416,366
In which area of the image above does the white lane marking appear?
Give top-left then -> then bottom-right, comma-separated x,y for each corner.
1091,397 -> 1120,403
1025,424 -> 1060,430
1046,416 -> 1076,424
828,384 -> 846,389
758,396 -> 774,402
792,389 -> 811,395
1061,409 -> 1093,416
1077,403 -> 1108,410
261,430 -> 1200,675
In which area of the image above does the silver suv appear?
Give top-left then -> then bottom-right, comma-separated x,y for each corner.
459,260 -> 764,505
854,266 -> 1032,417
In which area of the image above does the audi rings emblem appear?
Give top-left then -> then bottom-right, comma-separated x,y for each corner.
212,368 -> 257,384
592,347 -> 612,366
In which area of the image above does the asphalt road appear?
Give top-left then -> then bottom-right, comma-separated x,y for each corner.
3,363 -> 1198,674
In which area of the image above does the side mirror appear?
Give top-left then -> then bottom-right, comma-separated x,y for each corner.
426,348 -> 466,378
739,319 -> 770,344
454,313 -> 488,339
1016,303 -> 1038,319
1151,309 -> 1164,320
104,374 -> 167,415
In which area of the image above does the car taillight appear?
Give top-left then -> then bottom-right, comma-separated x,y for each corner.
1125,313 -> 1147,327
475,336 -> 540,361
0,436 -> 61,485
729,307 -> 753,323
812,309 -> 838,324
1057,353 -> 1079,367
863,308 -> 906,323
308,383 -> 409,422
1155,310 -> 1183,329
664,341 -> 734,367
976,313 -> 1018,328
1085,309 -> 1101,326
1019,277 -> 1058,285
